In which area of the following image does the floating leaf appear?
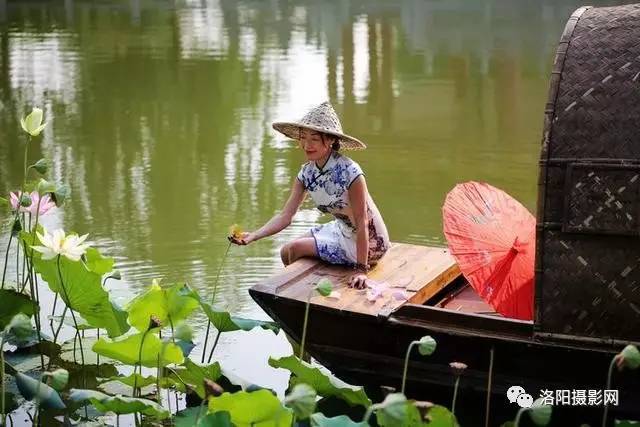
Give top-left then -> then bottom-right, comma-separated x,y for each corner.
175,407 -> 234,427
284,383 -> 316,420
4,353 -> 50,373
528,398 -> 552,426
15,372 -> 66,410
315,279 -> 333,297
69,389 -> 169,419
208,389 -> 293,426
311,414 -> 369,427
27,245 -> 129,338
417,336 -> 436,356
48,314 -> 93,331
60,337 -> 106,365
93,332 -> 183,367
269,356 -> 371,408
201,302 -> 280,334
127,282 -> 200,332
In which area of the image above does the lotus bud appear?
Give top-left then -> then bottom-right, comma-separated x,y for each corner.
203,379 -> 224,398
315,278 -> 333,297
19,193 -> 32,207
148,315 -> 162,330
380,385 -> 396,397
20,107 -> 48,137
44,369 -> 69,391
418,336 -> 437,356
36,179 -> 56,195
528,397 -> 552,426
284,383 -> 317,420
449,362 -> 468,376
413,400 -> 434,421
32,158 -> 51,175
614,344 -> 640,370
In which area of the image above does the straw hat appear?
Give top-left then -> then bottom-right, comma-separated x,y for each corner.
272,102 -> 367,150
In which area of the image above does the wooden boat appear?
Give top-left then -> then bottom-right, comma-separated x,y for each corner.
251,3 -> 640,423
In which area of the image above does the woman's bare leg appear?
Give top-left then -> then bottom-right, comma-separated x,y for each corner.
280,236 -> 318,266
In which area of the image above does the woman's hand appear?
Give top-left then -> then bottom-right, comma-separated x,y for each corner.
228,231 -> 256,246
348,273 -> 368,290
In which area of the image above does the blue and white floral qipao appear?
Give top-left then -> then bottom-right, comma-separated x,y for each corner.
297,151 -> 390,266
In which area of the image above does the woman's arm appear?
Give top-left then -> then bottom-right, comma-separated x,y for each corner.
230,178 -> 306,245
348,176 -> 369,288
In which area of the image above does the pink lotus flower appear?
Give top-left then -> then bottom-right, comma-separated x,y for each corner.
10,191 -> 56,216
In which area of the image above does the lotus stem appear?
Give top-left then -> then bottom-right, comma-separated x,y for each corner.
602,356 -> 616,427
156,354 -> 161,404
52,306 -> 68,347
21,239 -> 44,371
401,341 -> 418,395
514,406 -> 526,427
56,255 -> 87,416
1,232 -> 14,289
1,335 -> 5,426
485,346 -> 494,427
451,376 -> 460,416
33,375 -> 42,426
194,394 -> 207,426
96,329 -> 100,375
362,405 -> 376,424
299,289 -> 314,360
134,329 -> 151,397
201,242 -> 231,362
206,330 -> 221,364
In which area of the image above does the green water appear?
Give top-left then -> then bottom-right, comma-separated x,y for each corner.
0,0 -> 626,389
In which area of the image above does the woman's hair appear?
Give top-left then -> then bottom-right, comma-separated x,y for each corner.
322,133 -> 340,151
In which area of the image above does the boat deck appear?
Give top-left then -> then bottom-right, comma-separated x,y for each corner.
253,242 -> 463,316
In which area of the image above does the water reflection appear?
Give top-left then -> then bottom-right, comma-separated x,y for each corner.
0,0 -> 627,385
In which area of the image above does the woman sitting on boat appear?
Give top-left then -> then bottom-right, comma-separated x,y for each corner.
229,102 -> 390,289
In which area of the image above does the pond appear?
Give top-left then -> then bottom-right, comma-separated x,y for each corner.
0,0 -> 631,422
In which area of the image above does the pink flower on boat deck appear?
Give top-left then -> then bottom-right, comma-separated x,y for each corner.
392,290 -> 408,301
366,281 -> 390,302
9,191 -> 55,216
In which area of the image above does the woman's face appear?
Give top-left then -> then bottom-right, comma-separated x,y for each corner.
299,128 -> 332,162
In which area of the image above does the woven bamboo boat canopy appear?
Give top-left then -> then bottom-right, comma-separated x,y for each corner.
536,4 -> 640,343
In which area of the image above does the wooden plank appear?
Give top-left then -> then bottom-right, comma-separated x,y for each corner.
257,242 -> 461,317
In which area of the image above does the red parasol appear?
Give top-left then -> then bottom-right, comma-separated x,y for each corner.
442,181 -> 535,320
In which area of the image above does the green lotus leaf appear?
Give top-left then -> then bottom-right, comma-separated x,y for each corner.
174,322 -> 193,342
27,244 -> 129,338
127,282 -> 200,332
85,247 -> 115,276
615,421 -> 640,426
175,407 -> 234,427
284,383 -> 316,420
0,290 -> 34,330
374,393 -> 422,427
43,368 -> 69,391
208,389 -> 293,426
310,414 -> 369,427
201,302 -> 279,334
15,372 -> 66,410
92,332 -> 183,367
421,405 -> 458,426
69,389 -> 169,419
165,359 -> 222,398
101,373 -> 157,389
268,356 -> 371,408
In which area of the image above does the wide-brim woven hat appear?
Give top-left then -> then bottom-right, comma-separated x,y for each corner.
272,101 -> 366,150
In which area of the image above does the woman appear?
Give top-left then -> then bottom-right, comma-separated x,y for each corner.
230,102 -> 390,289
